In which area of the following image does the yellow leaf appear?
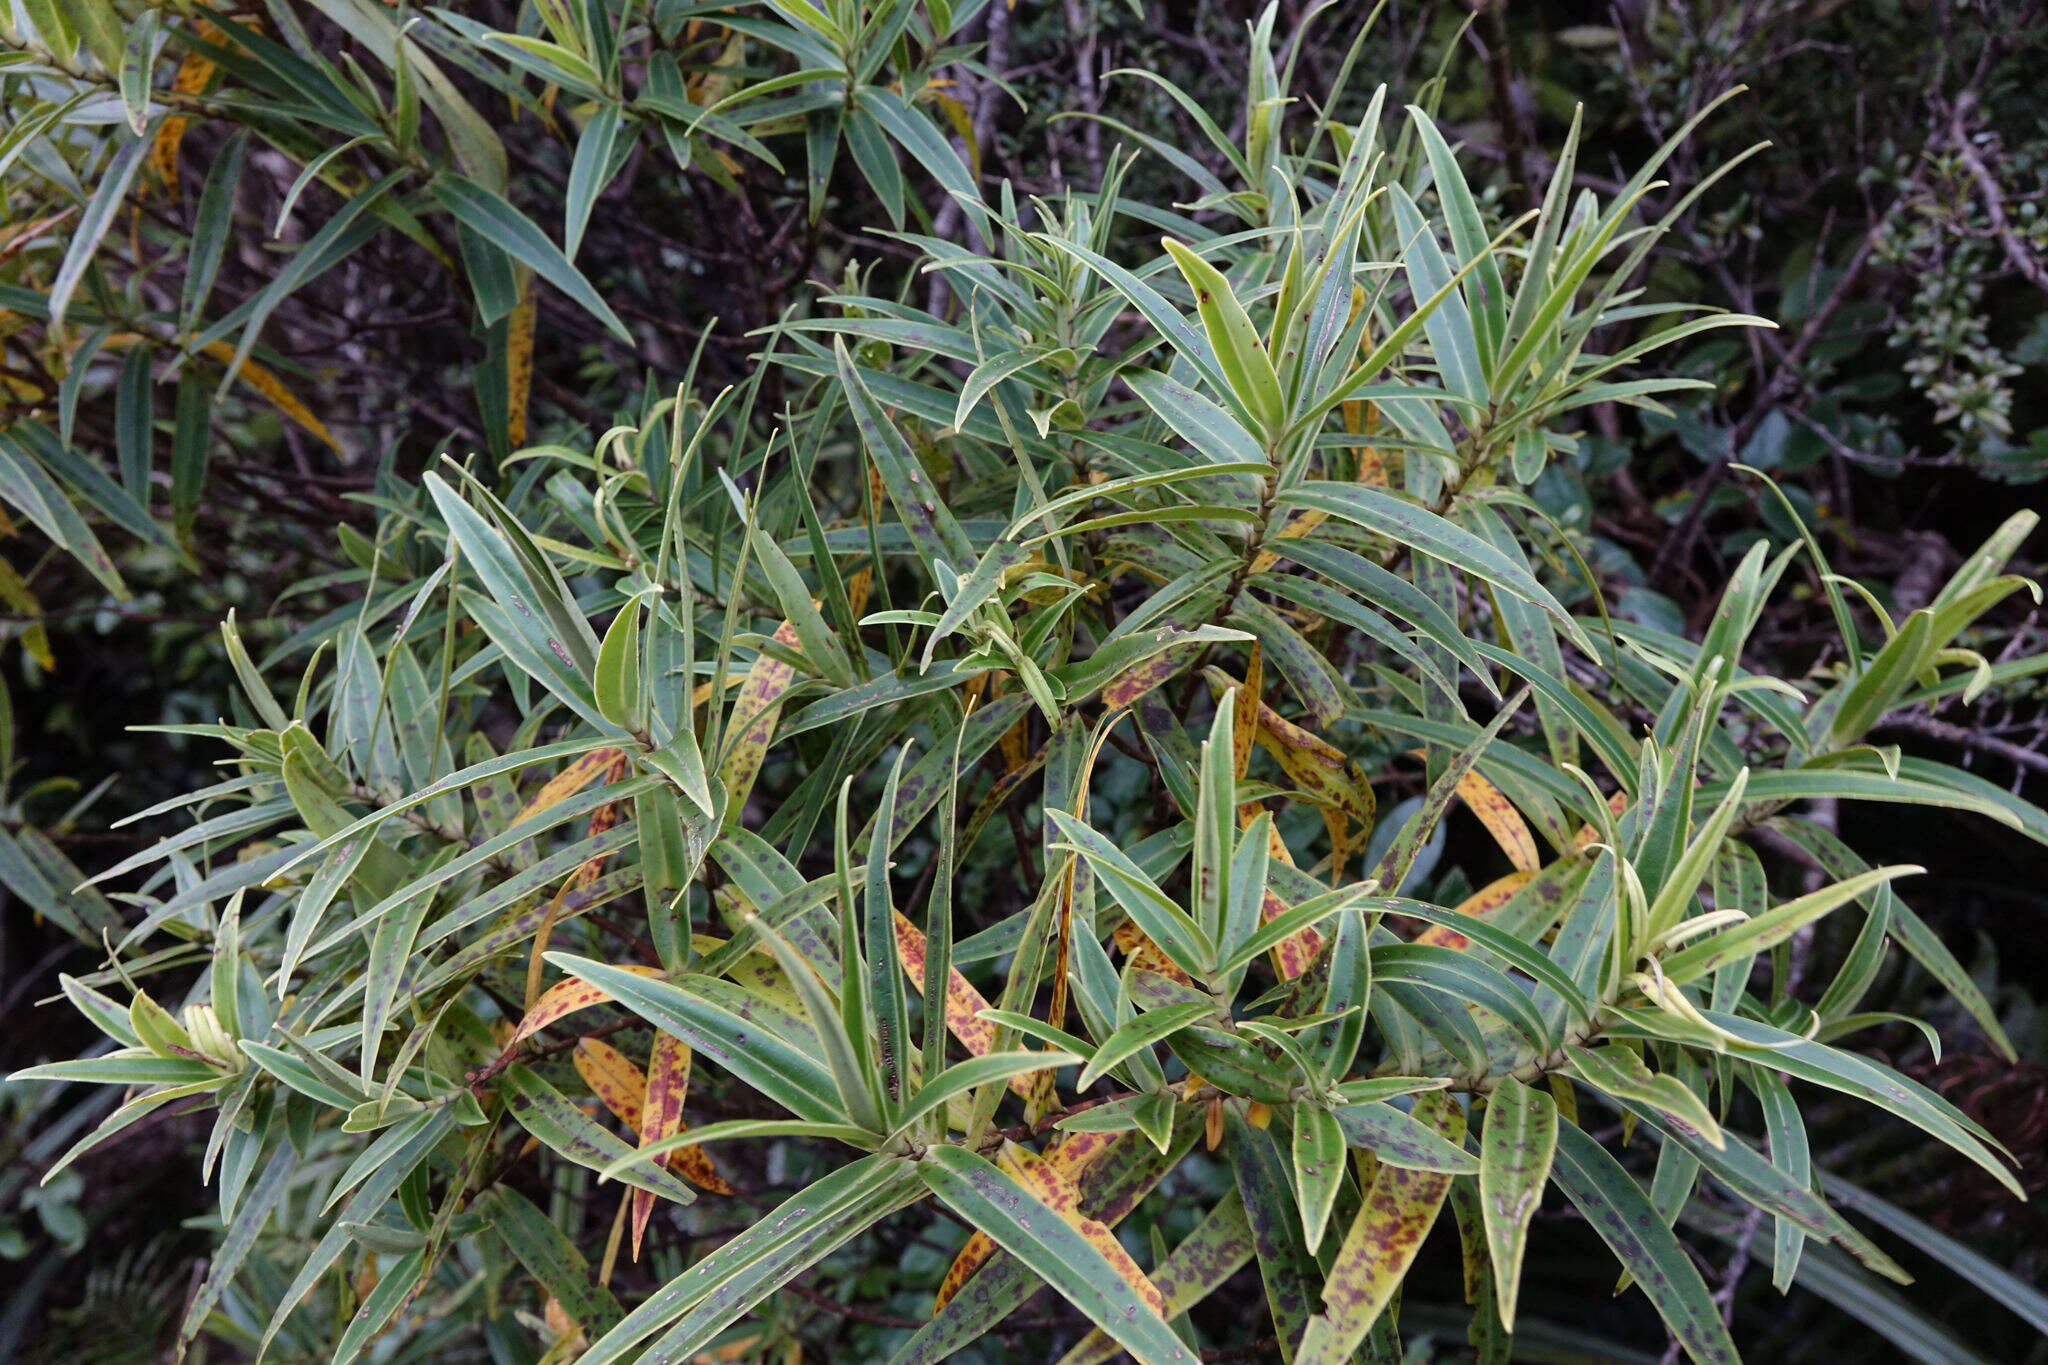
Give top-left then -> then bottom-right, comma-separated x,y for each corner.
513,746 -> 626,826
507,273 -> 536,448
1342,287 -> 1388,486
1298,1092 -> 1464,1360
1232,642 -> 1261,779
574,1037 -> 647,1128
891,908 -> 1038,1101
151,28 -> 219,198
1416,869 -> 1538,950
196,340 -> 342,454
930,92 -> 980,183
1213,668 -> 1373,828
1248,509 -> 1330,575
0,554 -> 53,670
502,965 -> 662,1056
1250,808 -> 1324,978
1455,770 -> 1540,872
717,621 -> 801,816
1113,918 -> 1194,985
634,1032 -> 729,1256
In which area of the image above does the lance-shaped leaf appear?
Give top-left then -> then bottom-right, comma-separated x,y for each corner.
1279,483 -> 1572,628
1047,809 -> 1214,979
1618,1099 -> 1908,1285
1057,1191 -> 1255,1365
1297,1091 -> 1465,1363
1292,1106 -> 1347,1251
932,1129 -> 1128,1314
921,1146 -> 1190,1364
1077,1001 -> 1213,1091
548,954 -> 850,1127
1659,864 -> 1921,984
501,1065 -> 696,1205
1456,770 -> 1540,872
1162,237 -> 1286,436
579,1154 -> 924,1365
1478,1075 -> 1556,1328
1228,1107 -> 1321,1359
1563,1045 -> 1723,1149
718,620 -> 801,819
478,1186 -> 625,1337
1332,1098 -> 1479,1173
432,172 -> 631,341
835,338 -> 974,572
1550,1122 -> 1738,1365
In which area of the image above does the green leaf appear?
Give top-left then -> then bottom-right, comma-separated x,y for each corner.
1047,809 -> 1214,979
1828,608 -> 1935,746
594,594 -> 643,728
1162,237 -> 1285,436
549,954 -> 850,1126
579,1155 -> 922,1365
564,104 -> 626,262
1477,1075 -> 1556,1329
1333,1099 -> 1480,1173
1279,483 -> 1573,631
180,129 -> 248,333
835,340 -> 975,573
1549,1122 -> 1738,1365
1292,1105 -> 1346,1251
477,1186 -> 625,1335
1228,1108 -> 1322,1359
502,1065 -> 698,1203
1659,864 -> 1921,984
1563,1045 -> 1723,1148
49,131 -> 149,327
432,173 -> 633,343
1077,1001 -> 1213,1091
0,433 -> 125,597
920,1146 -> 1193,1365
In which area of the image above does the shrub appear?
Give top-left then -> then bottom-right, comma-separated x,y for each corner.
9,4 -> 2048,1363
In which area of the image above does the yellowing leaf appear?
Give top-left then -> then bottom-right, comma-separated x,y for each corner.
1100,645 -> 1201,710
1113,918 -> 1194,985
507,273 -> 536,448
151,28 -> 219,198
1298,1091 -> 1465,1362
574,1037 -> 647,1128
514,746 -> 626,826
195,340 -> 341,454
845,566 -> 873,619
1417,870 -> 1538,950
1254,813 -> 1324,978
934,1132 -> 1144,1314
931,92 -> 980,183
503,965 -> 662,1055
717,621 -> 801,817
1214,670 -> 1373,828
1232,642 -> 1262,780
1455,770 -> 1539,872
892,908 -> 1036,1099
1342,289 -> 1388,486
999,1141 -> 1167,1314
631,1033 -> 731,1256
1249,510 -> 1330,575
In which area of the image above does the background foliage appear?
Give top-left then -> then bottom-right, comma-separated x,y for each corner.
3,1 -> 2047,1363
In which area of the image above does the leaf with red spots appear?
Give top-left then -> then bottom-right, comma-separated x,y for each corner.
1296,1091 -> 1465,1362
